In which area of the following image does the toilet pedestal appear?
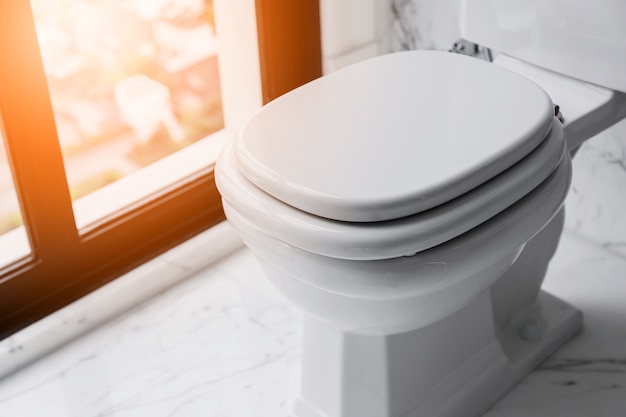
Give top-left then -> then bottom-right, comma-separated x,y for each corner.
292,288 -> 581,417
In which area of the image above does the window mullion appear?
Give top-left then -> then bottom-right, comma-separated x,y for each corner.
255,0 -> 322,103
0,0 -> 79,260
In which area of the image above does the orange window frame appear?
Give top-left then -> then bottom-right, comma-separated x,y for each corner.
0,0 -> 321,340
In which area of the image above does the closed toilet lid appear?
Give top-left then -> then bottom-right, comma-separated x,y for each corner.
234,51 -> 554,222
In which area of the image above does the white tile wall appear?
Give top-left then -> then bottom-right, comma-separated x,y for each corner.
319,0 -> 393,73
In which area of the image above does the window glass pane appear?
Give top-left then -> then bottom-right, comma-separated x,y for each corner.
0,131 -> 31,266
30,0 -> 224,228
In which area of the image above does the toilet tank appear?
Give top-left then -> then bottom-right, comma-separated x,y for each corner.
460,0 -> 626,93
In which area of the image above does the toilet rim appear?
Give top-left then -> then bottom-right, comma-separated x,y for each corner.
216,118 -> 568,261
222,153 -> 571,304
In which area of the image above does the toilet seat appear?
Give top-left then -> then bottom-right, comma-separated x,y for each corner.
215,51 -> 568,261
218,119 -> 566,260
234,51 -> 555,222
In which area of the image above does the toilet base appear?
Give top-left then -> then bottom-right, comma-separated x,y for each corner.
290,290 -> 582,417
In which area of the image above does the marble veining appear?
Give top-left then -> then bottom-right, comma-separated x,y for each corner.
0,248 -> 301,417
566,120 -> 626,258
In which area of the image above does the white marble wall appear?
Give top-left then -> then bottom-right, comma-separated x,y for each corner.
318,0 -> 626,256
566,120 -> 626,257
321,0 -> 626,254
388,0 -> 626,255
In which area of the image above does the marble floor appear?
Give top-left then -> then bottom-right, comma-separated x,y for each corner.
0,229 -> 624,417
0,122 -> 624,416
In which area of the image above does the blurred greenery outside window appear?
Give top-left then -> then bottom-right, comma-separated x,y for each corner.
0,0 -> 224,236
0,0 -> 319,339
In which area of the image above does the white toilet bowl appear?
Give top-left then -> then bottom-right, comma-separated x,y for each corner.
216,51 -> 584,417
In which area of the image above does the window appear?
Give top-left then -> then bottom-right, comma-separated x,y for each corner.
0,0 -> 321,340
29,0 -> 228,230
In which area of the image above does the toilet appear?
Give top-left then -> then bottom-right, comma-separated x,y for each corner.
215,2 -> 626,417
